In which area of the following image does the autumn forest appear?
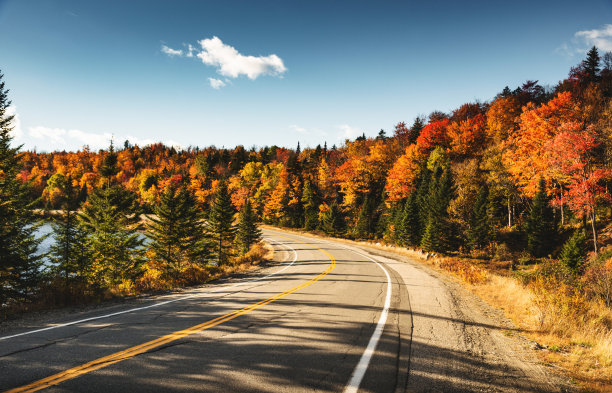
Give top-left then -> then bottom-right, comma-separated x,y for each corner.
2,47 -> 612,319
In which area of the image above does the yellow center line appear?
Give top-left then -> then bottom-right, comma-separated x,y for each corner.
7,236 -> 335,393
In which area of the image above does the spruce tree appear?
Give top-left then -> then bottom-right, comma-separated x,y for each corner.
583,46 -> 601,83
49,176 -> 90,287
147,184 -> 208,280
400,192 -> 421,246
301,180 -> 319,231
354,195 -> 374,238
234,200 -> 262,255
206,180 -> 236,264
421,166 -> 453,253
0,71 -> 44,304
321,202 -> 345,237
525,178 -> 557,257
467,184 -> 490,250
559,230 -> 587,274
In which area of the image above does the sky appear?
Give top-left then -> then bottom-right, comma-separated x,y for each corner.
1,0 -> 611,152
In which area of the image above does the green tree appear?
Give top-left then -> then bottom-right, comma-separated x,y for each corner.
234,200 -> 262,255
206,180 -> 236,264
525,178 -> 557,257
49,176 -> 90,286
421,166 -> 454,253
147,184 -> 208,281
559,230 -> 587,274
78,185 -> 144,288
0,71 -> 44,304
399,192 -> 421,246
354,195 -> 374,238
322,202 -> 345,237
467,184 -> 490,250
301,180 -> 319,231
583,46 -> 601,83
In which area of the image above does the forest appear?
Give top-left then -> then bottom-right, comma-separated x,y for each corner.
2,47 -> 612,321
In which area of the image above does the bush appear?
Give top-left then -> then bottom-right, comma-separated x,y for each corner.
559,230 -> 587,274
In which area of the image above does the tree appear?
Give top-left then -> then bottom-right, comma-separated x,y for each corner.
321,202 -> 345,237
559,231 -> 587,274
583,46 -> 601,83
78,185 -> 145,288
354,194 -> 374,237
399,191 -> 421,246
147,184 -> 208,281
301,180 -> 319,230
49,176 -> 90,293
0,70 -> 44,304
420,165 -> 454,253
467,184 -> 490,250
206,180 -> 236,264
544,123 -> 611,253
234,200 -> 262,255
525,179 -> 557,257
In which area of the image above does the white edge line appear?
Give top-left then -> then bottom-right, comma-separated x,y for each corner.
322,242 -> 393,393
0,237 -> 298,341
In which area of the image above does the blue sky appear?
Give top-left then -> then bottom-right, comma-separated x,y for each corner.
1,0 -> 611,152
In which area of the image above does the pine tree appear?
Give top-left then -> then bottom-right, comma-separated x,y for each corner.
0,71 -> 44,304
206,180 -> 236,264
147,184 -> 208,280
301,180 -> 319,231
399,192 -> 421,246
583,46 -> 601,83
49,176 -> 90,288
354,195 -> 374,238
559,230 -> 587,274
420,166 -> 453,253
79,147 -> 144,288
467,184 -> 490,250
322,202 -> 345,237
525,178 -> 557,257
234,200 -> 262,255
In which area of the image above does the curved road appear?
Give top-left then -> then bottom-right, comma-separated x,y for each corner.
0,229 -> 569,392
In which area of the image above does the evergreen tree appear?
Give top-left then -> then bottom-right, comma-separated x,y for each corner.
234,200 -> 262,255
467,184 -> 490,250
354,195 -> 374,237
559,230 -> 587,274
399,192 -> 421,246
525,178 -> 557,257
78,185 -> 145,288
206,180 -> 236,264
49,176 -> 89,288
301,180 -> 319,231
322,202 -> 345,237
0,71 -> 44,304
147,184 -> 208,280
421,166 -> 454,253
583,46 -> 601,83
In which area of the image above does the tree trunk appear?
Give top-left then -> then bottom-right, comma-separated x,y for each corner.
591,210 -> 598,254
507,196 -> 512,227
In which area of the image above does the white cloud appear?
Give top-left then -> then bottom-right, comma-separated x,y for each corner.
5,106 -> 22,141
196,36 -> 286,80
186,44 -> 195,58
575,24 -> 612,52
28,126 -> 183,151
208,77 -> 226,89
161,44 -> 183,57
338,124 -> 364,140
289,125 -> 308,134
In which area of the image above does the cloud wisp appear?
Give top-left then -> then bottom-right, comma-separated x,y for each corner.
575,24 -> 612,52
558,24 -> 612,56
338,124 -> 364,140
27,126 -> 183,151
161,36 -> 286,88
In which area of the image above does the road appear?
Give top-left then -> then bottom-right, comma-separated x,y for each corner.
0,228 -> 571,392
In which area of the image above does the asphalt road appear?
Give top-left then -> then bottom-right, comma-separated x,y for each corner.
0,229 -> 571,392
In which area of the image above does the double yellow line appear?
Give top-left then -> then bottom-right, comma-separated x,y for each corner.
7,238 -> 335,393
